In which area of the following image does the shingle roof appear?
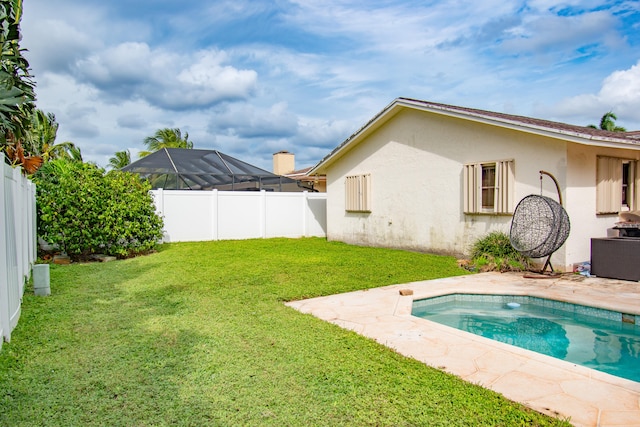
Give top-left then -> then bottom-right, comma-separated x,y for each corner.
286,166 -> 312,177
399,97 -> 639,143
626,130 -> 640,140
286,166 -> 327,183
310,97 -> 640,175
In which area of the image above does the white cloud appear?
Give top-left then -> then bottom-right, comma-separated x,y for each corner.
30,73 -> 101,127
73,43 -> 258,110
241,45 -> 381,101
66,121 -> 100,139
242,47 -> 327,81
286,0 -> 516,54
526,0 -> 605,11
117,115 -> 147,129
500,11 -> 622,55
297,117 -> 353,148
22,19 -> 98,73
547,60 -> 640,127
173,51 -> 258,107
211,102 -> 299,138
18,0 -> 640,169
78,42 -> 151,85
600,61 -> 640,107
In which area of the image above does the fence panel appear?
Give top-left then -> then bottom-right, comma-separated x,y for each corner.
154,190 -> 216,242
152,189 -> 326,243
264,192 -> 305,238
217,192 -> 264,240
305,193 -> 328,237
1,163 -> 36,347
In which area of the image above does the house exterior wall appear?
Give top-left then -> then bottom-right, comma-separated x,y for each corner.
325,108 -> 574,267
564,143 -> 640,267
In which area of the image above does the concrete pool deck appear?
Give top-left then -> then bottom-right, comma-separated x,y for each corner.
286,272 -> 640,427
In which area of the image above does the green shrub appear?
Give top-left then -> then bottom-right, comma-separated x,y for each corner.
469,231 -> 530,272
32,159 -> 163,260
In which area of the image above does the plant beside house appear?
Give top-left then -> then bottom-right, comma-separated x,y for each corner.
32,159 -> 163,261
464,231 -> 531,272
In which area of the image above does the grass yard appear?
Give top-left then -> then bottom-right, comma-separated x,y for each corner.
0,238 -> 570,426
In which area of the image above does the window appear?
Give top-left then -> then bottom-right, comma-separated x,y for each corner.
481,164 -> 496,209
345,174 -> 371,212
464,160 -> 514,214
596,156 -> 637,214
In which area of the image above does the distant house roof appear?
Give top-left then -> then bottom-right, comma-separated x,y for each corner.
283,166 -> 326,189
310,97 -> 640,175
285,167 -> 314,180
122,148 -> 294,190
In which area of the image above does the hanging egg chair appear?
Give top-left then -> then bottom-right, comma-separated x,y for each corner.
509,171 -> 570,273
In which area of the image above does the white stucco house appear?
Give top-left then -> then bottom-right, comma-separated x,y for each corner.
309,97 -> 640,271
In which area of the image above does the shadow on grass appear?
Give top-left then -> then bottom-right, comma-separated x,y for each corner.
1,240 -> 569,426
1,260 -> 220,425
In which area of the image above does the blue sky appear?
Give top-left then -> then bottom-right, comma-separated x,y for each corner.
20,0 -> 640,171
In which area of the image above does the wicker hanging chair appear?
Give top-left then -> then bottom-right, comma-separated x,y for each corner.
509,171 -> 570,273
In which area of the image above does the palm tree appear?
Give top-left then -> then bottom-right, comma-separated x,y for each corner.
5,109 -> 80,174
588,112 -> 627,132
27,110 -> 58,153
66,144 -> 83,162
108,149 -> 131,169
27,109 -> 81,162
139,128 -> 193,157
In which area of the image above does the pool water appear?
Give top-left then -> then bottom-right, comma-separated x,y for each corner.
411,294 -> 640,383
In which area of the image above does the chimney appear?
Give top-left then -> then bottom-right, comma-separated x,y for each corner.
273,151 -> 295,175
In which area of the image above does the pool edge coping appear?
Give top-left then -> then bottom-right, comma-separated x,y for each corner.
288,271 -> 640,427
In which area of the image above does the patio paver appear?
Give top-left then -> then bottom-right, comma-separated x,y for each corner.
286,272 -> 640,427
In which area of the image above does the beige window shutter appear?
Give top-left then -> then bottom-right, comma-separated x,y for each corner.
345,176 -> 356,211
363,174 -> 371,211
463,164 -> 479,213
495,160 -> 514,214
345,174 -> 371,212
596,156 -> 622,214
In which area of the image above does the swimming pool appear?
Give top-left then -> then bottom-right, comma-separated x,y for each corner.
412,294 -> 640,383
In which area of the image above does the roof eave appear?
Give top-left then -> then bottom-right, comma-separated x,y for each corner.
400,98 -> 637,148
309,98 -> 639,175
309,98 -> 405,175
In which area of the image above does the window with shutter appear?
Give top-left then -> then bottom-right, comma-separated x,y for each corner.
596,156 -> 638,214
345,174 -> 371,212
464,160 -> 514,214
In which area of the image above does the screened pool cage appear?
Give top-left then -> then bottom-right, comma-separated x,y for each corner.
122,148 -> 305,191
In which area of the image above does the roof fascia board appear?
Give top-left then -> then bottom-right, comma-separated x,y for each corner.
310,98 -> 639,175
309,99 -> 404,175
399,98 -> 639,150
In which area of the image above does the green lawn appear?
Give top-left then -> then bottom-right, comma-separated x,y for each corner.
0,238 -> 570,426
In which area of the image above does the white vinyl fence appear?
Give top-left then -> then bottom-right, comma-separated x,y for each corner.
1,162 -> 37,348
152,189 -> 327,242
